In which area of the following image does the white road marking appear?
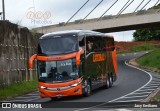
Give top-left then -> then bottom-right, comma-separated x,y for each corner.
123,95 -> 148,99
138,89 -> 154,92
74,59 -> 153,111
15,96 -> 39,98
144,85 -> 159,88
115,109 -> 133,111
141,87 -> 158,90
108,60 -> 152,103
26,93 -> 38,96
6,99 -> 27,102
24,97 -> 40,102
114,99 -> 143,103
132,91 -> 152,95
93,109 -> 132,111
150,81 -> 160,83
149,83 -> 160,85
74,103 -> 109,111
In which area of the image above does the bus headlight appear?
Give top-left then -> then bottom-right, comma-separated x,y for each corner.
71,83 -> 79,87
39,86 -> 47,89
70,79 -> 82,87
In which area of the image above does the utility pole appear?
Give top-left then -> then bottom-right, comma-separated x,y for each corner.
2,0 -> 5,20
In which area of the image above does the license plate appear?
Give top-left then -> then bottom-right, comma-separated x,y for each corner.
56,94 -> 62,97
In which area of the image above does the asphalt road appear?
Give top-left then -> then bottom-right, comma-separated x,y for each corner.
1,52 -> 160,111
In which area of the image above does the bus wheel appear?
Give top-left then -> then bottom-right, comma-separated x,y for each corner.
109,74 -> 113,88
83,81 -> 91,97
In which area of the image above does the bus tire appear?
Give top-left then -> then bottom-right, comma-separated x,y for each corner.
109,74 -> 113,88
83,80 -> 91,97
105,75 -> 110,89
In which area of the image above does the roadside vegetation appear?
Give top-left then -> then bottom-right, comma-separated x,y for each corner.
0,80 -> 38,101
116,43 -> 159,54
136,48 -> 160,73
116,41 -> 160,102
135,48 -> 160,102
131,44 -> 157,52
133,44 -> 160,102
150,91 -> 160,102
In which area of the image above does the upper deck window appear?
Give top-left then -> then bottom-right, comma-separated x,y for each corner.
38,34 -> 78,55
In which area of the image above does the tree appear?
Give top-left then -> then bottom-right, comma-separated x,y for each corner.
133,29 -> 160,41
133,3 -> 160,41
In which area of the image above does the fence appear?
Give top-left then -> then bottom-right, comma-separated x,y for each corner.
0,21 -> 40,87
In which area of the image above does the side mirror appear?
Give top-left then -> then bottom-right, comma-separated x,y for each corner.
29,54 -> 37,69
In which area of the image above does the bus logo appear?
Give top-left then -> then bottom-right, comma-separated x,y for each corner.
93,54 -> 105,62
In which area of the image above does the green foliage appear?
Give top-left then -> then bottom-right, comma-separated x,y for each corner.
133,29 -> 160,41
133,3 -> 160,41
136,48 -> 160,71
0,80 -> 38,100
149,3 -> 160,9
30,29 -> 37,37
131,44 -> 157,52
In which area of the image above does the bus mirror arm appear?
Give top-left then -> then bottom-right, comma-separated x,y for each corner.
76,59 -> 81,66
29,54 -> 37,69
76,49 -> 84,66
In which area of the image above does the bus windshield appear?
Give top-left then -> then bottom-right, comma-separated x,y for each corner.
37,58 -> 79,83
38,34 -> 78,55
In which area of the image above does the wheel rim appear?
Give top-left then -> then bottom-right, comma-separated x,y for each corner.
107,78 -> 109,87
110,76 -> 112,85
87,84 -> 91,95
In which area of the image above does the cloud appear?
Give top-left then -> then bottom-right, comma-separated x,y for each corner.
107,30 -> 135,42
0,0 -> 158,40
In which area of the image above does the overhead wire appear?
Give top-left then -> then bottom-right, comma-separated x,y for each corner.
133,0 -> 145,12
65,0 -> 90,25
117,0 -> 131,15
116,0 -> 134,17
139,0 -> 152,11
81,0 -> 104,23
154,0 -> 160,6
97,0 -> 118,21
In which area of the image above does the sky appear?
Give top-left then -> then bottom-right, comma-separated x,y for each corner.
0,0 -> 159,41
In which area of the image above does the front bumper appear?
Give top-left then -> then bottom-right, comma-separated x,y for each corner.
39,84 -> 82,98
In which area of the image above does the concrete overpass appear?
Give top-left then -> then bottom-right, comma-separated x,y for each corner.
33,9 -> 160,33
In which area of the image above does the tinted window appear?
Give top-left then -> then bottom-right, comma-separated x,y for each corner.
38,34 -> 78,55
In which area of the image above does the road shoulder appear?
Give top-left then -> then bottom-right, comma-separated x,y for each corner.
129,58 -> 160,102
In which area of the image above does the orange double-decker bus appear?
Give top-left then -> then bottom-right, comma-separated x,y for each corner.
29,30 -> 118,99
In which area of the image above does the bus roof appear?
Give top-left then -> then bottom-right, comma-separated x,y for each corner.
40,30 -> 113,39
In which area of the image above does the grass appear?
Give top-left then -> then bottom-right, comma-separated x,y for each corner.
135,47 -> 160,102
117,51 -> 128,54
0,80 -> 38,101
131,44 -> 157,52
136,48 -> 160,72
150,91 -> 160,102
117,43 -> 158,55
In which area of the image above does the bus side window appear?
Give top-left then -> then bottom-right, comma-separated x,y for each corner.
79,38 -> 85,47
86,37 -> 94,54
92,36 -> 103,52
106,37 -> 115,51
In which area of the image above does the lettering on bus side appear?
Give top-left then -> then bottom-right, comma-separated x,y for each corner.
93,54 -> 106,62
